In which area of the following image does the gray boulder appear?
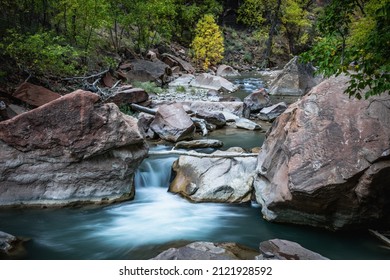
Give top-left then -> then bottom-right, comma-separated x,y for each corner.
180,101 -> 244,117
216,65 -> 240,77
243,88 -> 272,117
125,59 -> 171,84
258,102 -> 288,121
151,241 -> 258,260
269,56 -> 322,96
190,73 -> 238,93
257,239 -> 329,260
150,103 -> 195,142
254,75 -> 390,230
161,53 -> 195,74
13,82 -> 61,107
0,90 -> 148,207
235,118 -> 262,130
169,147 -> 257,203
194,110 -> 226,128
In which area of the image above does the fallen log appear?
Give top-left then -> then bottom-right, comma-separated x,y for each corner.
130,103 -> 157,115
148,150 -> 258,158
174,139 -> 223,150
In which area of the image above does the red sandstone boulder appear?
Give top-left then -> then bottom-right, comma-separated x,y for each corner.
106,88 -> 149,107
254,75 -> 390,230
13,82 -> 61,107
0,90 -> 148,207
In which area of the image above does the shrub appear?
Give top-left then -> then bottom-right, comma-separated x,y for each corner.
190,14 -> 224,70
2,30 -> 83,76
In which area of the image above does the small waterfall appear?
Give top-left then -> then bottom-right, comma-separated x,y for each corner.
134,150 -> 177,189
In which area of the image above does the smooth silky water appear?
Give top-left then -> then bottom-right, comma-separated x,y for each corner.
1,75 -> 389,260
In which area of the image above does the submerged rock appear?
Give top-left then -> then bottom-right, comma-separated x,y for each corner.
254,75 -> 390,230
0,231 -> 28,259
0,90 -> 148,207
257,239 -> 329,260
169,147 -> 257,203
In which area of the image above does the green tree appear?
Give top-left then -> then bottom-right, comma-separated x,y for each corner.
174,0 -> 223,44
116,0 -> 176,53
302,0 -> 390,98
238,0 -> 314,66
190,14 -> 224,70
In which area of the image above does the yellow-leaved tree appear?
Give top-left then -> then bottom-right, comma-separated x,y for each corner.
191,14 -> 224,70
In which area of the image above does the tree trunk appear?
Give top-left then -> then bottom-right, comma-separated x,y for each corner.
263,0 -> 282,67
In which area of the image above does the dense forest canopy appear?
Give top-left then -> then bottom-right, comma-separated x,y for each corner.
0,0 -> 388,97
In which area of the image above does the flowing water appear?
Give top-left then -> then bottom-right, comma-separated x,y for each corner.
1,75 -> 389,260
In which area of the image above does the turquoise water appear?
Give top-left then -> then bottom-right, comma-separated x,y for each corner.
0,148 -> 389,260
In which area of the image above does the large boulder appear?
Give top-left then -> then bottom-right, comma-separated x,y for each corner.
0,90 -> 148,207
13,82 -> 61,107
169,148 -> 257,203
161,53 -> 195,74
269,56 -> 322,96
179,101 -> 244,117
125,59 -> 171,84
257,239 -> 328,260
150,103 -> 195,142
253,75 -> 390,230
194,110 -> 226,128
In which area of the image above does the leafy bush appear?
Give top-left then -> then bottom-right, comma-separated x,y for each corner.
133,81 -> 163,94
2,30 -> 83,76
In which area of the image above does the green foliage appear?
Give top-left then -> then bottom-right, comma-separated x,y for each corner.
119,104 -> 136,116
301,0 -> 390,98
119,0 -> 177,53
243,52 -> 253,63
133,81 -> 163,94
238,0 -> 315,55
175,85 -> 186,93
191,14 -> 224,70
2,30 -> 83,76
174,0 -> 223,43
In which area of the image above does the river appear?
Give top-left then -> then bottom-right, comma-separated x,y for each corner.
0,74 -> 389,260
